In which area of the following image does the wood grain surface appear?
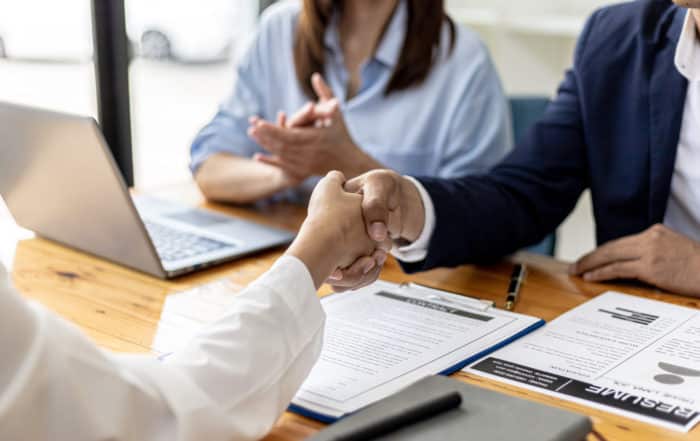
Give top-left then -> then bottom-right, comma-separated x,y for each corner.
3,183 -> 698,441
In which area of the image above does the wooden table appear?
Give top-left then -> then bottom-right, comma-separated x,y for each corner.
2,184 -> 699,441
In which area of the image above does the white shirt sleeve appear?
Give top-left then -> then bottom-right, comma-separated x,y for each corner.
0,256 -> 325,441
391,177 -> 437,263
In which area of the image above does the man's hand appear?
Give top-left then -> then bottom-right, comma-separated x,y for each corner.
326,170 -> 426,291
569,224 -> 700,296
248,74 -> 382,180
286,171 -> 391,289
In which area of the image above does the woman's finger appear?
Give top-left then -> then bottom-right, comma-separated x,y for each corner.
276,111 -> 287,127
254,153 -> 286,168
286,102 -> 316,128
251,120 -> 313,145
312,72 -> 334,101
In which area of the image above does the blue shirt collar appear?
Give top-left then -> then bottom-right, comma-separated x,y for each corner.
374,0 -> 407,68
323,0 -> 407,68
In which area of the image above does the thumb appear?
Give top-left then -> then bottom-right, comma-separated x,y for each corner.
310,171 -> 346,207
360,175 -> 400,242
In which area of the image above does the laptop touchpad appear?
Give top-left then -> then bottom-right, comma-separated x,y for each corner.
166,209 -> 237,227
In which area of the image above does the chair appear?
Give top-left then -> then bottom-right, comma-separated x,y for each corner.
509,97 -> 556,256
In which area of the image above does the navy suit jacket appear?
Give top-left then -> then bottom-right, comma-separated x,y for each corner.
405,0 -> 689,272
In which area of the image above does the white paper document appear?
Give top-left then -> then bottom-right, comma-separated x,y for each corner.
468,291 -> 700,432
291,281 -> 542,420
151,278 -> 242,354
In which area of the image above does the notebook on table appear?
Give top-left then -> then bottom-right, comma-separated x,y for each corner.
290,280 -> 545,422
308,375 -> 593,441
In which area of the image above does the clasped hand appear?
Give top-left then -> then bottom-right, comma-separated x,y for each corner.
287,171 -> 392,289
247,73 -> 379,185
322,169 -> 700,297
324,170 -> 425,291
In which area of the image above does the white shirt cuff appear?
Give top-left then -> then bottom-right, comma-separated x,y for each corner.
391,176 -> 436,263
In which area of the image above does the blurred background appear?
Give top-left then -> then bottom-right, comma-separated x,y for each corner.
0,0 -> 618,261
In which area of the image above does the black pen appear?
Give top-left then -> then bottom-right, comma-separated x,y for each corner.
331,391 -> 462,441
505,264 -> 527,311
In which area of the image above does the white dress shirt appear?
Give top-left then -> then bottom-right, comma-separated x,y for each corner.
396,10 -> 700,262
664,11 -> 700,242
0,256 -> 325,441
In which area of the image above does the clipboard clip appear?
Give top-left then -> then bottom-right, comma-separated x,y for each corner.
400,282 -> 495,312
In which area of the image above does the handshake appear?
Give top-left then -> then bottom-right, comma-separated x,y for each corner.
272,74 -> 426,290
286,169 -> 426,291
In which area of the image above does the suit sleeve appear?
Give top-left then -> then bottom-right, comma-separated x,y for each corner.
401,11 -> 600,272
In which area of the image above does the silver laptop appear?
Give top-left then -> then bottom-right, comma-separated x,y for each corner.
0,102 -> 295,278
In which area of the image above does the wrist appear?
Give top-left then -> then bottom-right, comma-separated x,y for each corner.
343,143 -> 378,179
268,165 -> 287,188
285,220 -> 342,289
399,177 -> 426,243
271,167 -> 298,191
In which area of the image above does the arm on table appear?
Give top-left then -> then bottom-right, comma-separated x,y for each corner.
0,172 -> 386,441
0,258 -> 321,441
195,153 -> 298,204
190,8 -> 297,205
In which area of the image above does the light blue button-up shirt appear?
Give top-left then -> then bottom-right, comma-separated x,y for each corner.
191,0 -> 513,201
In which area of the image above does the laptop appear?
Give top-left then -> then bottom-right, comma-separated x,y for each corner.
0,102 -> 295,278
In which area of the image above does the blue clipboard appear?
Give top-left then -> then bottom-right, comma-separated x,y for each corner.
289,318 -> 546,423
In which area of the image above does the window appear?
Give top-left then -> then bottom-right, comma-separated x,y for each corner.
0,0 -> 97,115
446,0 -> 617,94
126,0 -> 258,189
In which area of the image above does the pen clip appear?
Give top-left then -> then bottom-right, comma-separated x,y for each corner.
401,282 -> 494,312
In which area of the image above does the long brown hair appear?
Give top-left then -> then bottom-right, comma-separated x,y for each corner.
293,0 -> 455,99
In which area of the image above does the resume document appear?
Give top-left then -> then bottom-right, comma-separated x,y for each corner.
469,292 -> 700,432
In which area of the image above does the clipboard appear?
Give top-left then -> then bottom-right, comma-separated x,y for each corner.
289,280 -> 545,422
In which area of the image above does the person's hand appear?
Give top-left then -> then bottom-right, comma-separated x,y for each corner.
254,111 -> 307,191
569,224 -> 700,296
286,171 -> 392,289
326,170 -> 426,291
248,74 -> 382,179
285,72 -> 336,129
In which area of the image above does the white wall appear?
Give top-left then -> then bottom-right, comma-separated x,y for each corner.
446,0 -> 621,260
447,0 -> 618,95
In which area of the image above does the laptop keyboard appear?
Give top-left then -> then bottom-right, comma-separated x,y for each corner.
144,221 -> 233,263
